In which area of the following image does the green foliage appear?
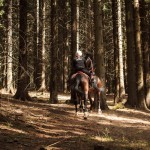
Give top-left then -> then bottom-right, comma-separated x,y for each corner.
145,0 -> 150,3
0,0 -> 3,6
0,0 -> 4,16
113,102 -> 125,110
0,10 -> 4,16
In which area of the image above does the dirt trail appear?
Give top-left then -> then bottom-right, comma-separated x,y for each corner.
0,93 -> 150,150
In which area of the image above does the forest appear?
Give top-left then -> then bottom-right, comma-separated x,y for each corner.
0,0 -> 150,150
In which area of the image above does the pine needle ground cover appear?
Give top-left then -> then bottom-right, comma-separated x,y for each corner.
0,92 -> 150,150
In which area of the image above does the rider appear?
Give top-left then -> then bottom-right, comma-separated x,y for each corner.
72,50 -> 91,78
68,50 -> 94,87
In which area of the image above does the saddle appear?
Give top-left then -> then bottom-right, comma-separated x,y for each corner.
70,71 -> 95,88
71,71 -> 89,80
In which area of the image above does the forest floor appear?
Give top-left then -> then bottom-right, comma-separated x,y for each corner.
0,91 -> 150,150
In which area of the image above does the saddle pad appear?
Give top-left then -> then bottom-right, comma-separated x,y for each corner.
71,71 -> 89,79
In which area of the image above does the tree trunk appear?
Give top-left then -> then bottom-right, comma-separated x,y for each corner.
112,0 -> 120,103
93,0 -> 108,110
71,0 -> 77,60
33,0 -> 38,89
38,0 -> 46,92
70,0 -> 77,103
58,0 -> 65,92
6,0 -> 14,94
62,1 -> 69,93
125,0 -> 137,107
76,0 -> 79,51
34,0 -> 40,89
134,0 -> 145,108
117,0 -> 125,99
49,0 -> 58,103
140,0 -> 150,110
34,0 -> 42,90
1,1 -> 7,90
83,0 -> 93,51
14,0 -> 31,101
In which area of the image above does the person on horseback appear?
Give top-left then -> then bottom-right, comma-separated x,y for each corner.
72,50 -> 91,77
67,50 -> 94,91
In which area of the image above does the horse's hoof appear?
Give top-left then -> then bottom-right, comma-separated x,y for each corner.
75,112 -> 79,117
84,112 -> 89,119
79,108 -> 83,112
89,109 -> 93,113
98,110 -> 102,115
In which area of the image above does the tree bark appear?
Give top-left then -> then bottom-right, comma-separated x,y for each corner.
70,0 -> 77,103
1,1 -> 7,90
112,0 -> 120,103
117,0 -> 125,99
71,0 -> 77,60
38,0 -> 46,92
61,1 -> 69,93
58,0 -> 66,92
33,0 -> 43,90
34,0 -> 40,89
140,0 -> 150,110
125,0 -> 137,107
134,0 -> 145,108
6,0 -> 14,93
93,0 -> 108,110
14,0 -> 31,101
49,0 -> 58,103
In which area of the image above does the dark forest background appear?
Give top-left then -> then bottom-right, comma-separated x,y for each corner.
0,0 -> 150,110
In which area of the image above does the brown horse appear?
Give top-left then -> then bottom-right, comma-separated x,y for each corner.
84,55 -> 104,113
70,72 -> 90,119
88,75 -> 104,114
71,72 -> 104,118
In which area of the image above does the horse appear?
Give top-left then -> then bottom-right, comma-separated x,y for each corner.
70,71 -> 90,119
84,54 -> 104,113
70,53 -> 104,117
88,75 -> 104,114
76,75 -> 104,114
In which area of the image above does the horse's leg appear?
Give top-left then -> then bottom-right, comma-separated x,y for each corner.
83,92 -> 89,119
73,91 -> 78,116
88,93 -> 93,112
79,99 -> 84,112
75,100 -> 78,114
97,91 -> 102,114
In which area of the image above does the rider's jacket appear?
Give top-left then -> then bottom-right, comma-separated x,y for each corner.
72,56 -> 86,71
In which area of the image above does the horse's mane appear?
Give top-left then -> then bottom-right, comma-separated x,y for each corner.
85,57 -> 93,71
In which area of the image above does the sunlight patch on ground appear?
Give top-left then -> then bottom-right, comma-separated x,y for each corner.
0,124 -> 27,134
96,113 -> 150,127
29,92 -> 70,101
128,141 -> 149,149
35,128 -> 67,138
58,95 -> 70,101
93,136 -> 113,142
29,91 -> 50,98
71,130 -> 85,135
118,109 -> 150,117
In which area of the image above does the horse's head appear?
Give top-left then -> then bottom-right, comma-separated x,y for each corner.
85,57 -> 94,74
